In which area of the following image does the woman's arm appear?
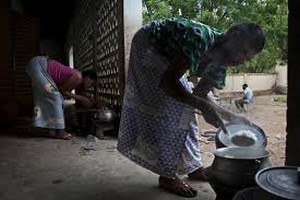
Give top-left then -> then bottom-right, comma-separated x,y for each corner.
193,77 -> 245,122
159,56 -> 216,112
63,91 -> 93,108
159,56 -> 247,127
59,71 -> 93,108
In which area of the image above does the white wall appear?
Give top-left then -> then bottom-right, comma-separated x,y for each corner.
275,65 -> 287,87
123,0 -> 143,80
218,73 -> 277,94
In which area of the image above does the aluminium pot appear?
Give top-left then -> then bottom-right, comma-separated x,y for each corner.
254,166 -> 300,200
210,147 -> 271,189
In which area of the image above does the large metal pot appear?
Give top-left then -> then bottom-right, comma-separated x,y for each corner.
254,166 -> 300,200
210,147 -> 271,189
216,121 -> 267,149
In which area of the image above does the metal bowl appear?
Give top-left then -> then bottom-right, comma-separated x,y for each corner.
216,121 -> 267,149
214,147 -> 270,160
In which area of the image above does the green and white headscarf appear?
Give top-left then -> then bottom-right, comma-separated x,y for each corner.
145,17 -> 227,89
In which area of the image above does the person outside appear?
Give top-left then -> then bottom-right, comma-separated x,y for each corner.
235,83 -> 254,112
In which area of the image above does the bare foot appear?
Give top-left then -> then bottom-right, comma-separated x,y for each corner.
158,176 -> 197,198
188,167 -> 209,181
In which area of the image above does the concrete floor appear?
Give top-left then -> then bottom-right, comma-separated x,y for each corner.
0,135 -> 216,200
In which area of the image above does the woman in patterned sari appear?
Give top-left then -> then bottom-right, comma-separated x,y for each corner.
117,18 -> 265,197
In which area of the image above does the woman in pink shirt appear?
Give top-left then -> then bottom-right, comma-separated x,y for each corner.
26,56 -> 97,140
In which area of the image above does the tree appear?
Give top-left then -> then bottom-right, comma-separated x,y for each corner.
142,0 -> 287,73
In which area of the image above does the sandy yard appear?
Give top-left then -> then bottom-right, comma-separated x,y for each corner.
197,94 -> 287,167
0,94 -> 288,200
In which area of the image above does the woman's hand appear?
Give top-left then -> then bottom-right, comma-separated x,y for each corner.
77,96 -> 93,108
62,91 -> 93,108
201,102 -> 252,128
201,104 -> 223,128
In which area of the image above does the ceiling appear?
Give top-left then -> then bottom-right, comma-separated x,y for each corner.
18,0 -> 75,42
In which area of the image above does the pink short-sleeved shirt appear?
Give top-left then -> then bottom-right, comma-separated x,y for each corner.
46,59 -> 76,87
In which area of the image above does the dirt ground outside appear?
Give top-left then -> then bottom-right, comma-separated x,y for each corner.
197,94 -> 287,167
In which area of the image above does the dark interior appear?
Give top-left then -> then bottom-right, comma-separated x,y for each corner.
17,0 -> 75,43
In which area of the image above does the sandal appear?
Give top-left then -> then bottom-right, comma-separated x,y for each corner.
158,176 -> 197,198
188,167 -> 209,181
47,130 -> 73,140
54,132 -> 73,140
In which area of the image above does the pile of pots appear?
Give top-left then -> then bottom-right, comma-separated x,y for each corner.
232,166 -> 300,200
207,121 -> 300,200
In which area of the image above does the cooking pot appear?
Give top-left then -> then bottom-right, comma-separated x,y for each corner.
216,121 -> 267,149
210,147 -> 271,189
254,166 -> 300,200
232,187 -> 256,200
95,108 -> 117,122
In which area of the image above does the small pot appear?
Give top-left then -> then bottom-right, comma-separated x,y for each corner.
254,166 -> 300,200
210,147 -> 271,189
96,109 -> 117,122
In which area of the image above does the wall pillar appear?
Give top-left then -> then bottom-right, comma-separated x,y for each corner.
0,0 -> 10,77
286,0 -> 300,166
123,0 -> 143,80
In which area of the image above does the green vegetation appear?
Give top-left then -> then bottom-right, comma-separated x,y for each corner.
142,0 -> 287,73
274,95 -> 287,102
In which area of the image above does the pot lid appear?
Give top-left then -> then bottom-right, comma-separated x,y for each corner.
213,147 -> 269,160
255,166 -> 300,200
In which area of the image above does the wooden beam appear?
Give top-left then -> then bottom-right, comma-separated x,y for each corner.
286,0 -> 300,166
